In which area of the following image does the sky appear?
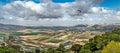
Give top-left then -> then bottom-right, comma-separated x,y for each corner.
0,0 -> 120,26
0,0 -> 120,8
100,0 -> 120,9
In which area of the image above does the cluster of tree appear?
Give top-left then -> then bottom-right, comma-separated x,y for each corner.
10,31 -> 40,36
102,41 -> 120,53
0,28 -> 120,53
0,46 -> 20,53
40,28 -> 120,53
0,33 -> 7,38
10,32 -> 25,36
79,28 -> 120,53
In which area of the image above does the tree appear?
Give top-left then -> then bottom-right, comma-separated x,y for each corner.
80,49 -> 92,53
35,49 -> 40,53
112,28 -> 120,34
10,45 -> 21,51
0,46 -> 20,53
57,44 -> 65,51
102,41 -> 120,53
71,44 -> 82,53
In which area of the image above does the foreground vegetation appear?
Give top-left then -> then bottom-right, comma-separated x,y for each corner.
0,28 -> 120,53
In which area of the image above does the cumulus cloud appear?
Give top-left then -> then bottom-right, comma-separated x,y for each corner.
0,0 -> 120,26
1,1 -> 63,19
1,0 -> 103,19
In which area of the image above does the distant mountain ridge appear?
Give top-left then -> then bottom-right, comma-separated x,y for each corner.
0,23 -> 120,31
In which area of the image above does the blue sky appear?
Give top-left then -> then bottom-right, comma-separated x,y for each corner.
0,0 -> 120,9
52,0 -> 75,3
33,0 -> 75,3
0,0 -> 75,4
100,0 -> 120,9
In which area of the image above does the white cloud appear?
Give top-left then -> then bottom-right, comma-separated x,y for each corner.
0,0 -> 120,26
89,7 -> 110,13
117,11 -> 120,15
